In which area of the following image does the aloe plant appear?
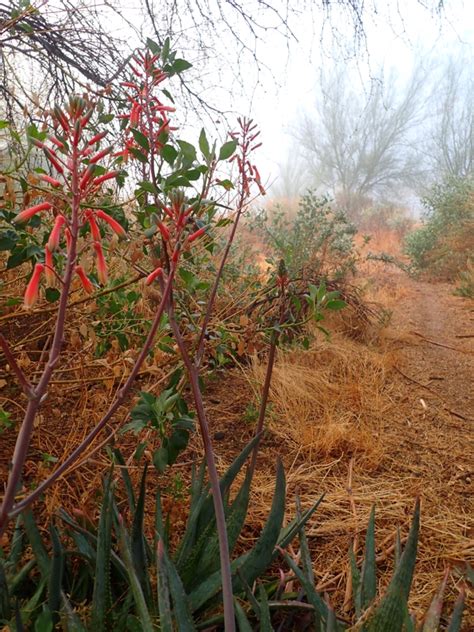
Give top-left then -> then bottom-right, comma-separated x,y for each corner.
0,448 -> 469,631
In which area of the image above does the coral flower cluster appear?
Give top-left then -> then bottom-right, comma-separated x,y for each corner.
15,96 -> 126,309
119,52 -> 208,283
117,49 -> 177,161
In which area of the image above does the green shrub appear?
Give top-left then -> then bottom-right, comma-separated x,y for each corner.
405,176 -> 473,284
250,192 -> 358,281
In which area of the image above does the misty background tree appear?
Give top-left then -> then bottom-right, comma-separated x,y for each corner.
288,63 -> 428,219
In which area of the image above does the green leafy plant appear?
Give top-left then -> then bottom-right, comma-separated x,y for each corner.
0,453 -> 468,631
123,381 -> 194,473
405,176 -> 473,285
250,191 -> 358,281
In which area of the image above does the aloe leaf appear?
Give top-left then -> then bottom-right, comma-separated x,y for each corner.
47,523 -> 64,626
34,606 -> 53,632
113,448 -> 136,513
349,545 -> 361,617
324,596 -> 338,632
237,568 -> 261,619
6,516 -> 24,571
91,475 -> 113,629
183,470 -> 253,590
58,508 -> 128,582
60,593 -> 87,632
156,539 -> 173,632
18,577 -> 47,626
9,559 -> 36,595
446,586 -> 465,632
118,518 -> 154,632
159,537 -> 196,630
22,510 -> 49,576
196,435 -> 261,533
281,550 -> 329,623
189,460 -> 287,611
131,464 -> 153,608
0,559 -> 11,620
235,600 -> 253,632
358,506 -> 376,613
258,585 -> 274,631
365,499 -> 420,632
422,567 -> 449,631
296,496 -> 314,584
235,459 -> 286,590
275,493 -> 324,554
174,480 -> 208,568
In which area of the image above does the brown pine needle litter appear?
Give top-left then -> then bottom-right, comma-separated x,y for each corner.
1,259 -> 473,626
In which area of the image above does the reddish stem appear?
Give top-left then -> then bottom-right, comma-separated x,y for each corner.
165,291 -> 235,631
0,139 -> 81,536
8,267 -> 176,522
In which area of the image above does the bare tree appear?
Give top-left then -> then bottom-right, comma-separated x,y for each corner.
428,52 -> 473,180
291,63 -> 427,215
0,1 -> 128,117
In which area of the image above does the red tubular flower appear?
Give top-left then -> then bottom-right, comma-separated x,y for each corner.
24,263 -> 44,309
75,266 -> 94,294
121,81 -> 140,90
188,226 -> 207,243
14,202 -> 52,223
145,266 -> 163,285
80,165 -> 95,190
31,138 -> 45,150
86,213 -> 101,241
43,147 -> 64,174
157,221 -> 170,241
89,147 -> 112,164
44,247 -> 55,286
39,174 -> 61,187
54,106 -> 69,133
94,242 -> 108,285
47,215 -> 66,251
88,131 -> 108,146
95,210 -> 126,238
48,135 -> 64,149
93,171 -> 120,187
129,102 -> 141,127
65,228 -> 72,253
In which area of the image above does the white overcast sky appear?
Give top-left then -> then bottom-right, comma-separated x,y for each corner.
105,0 -> 472,194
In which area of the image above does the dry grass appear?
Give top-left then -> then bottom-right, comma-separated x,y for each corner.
1,234 -> 472,627
251,335 -> 392,465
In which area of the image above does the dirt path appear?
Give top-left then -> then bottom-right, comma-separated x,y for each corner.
384,276 -> 474,497
390,277 -> 473,424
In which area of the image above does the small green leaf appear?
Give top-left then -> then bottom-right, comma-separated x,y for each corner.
0,120 -> 9,129
161,144 -> 178,165
146,37 -> 160,55
325,299 -> 346,311
199,128 -> 211,160
131,128 -> 150,153
45,288 -> 60,303
128,146 -> 148,163
98,113 -> 114,124
218,139 -> 238,161
216,178 -> 234,190
139,180 -> 158,194
170,59 -> 192,74
153,447 -> 169,473
177,140 -> 197,163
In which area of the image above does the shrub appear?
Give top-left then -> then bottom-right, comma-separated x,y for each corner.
250,191 -> 358,281
404,176 -> 474,285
